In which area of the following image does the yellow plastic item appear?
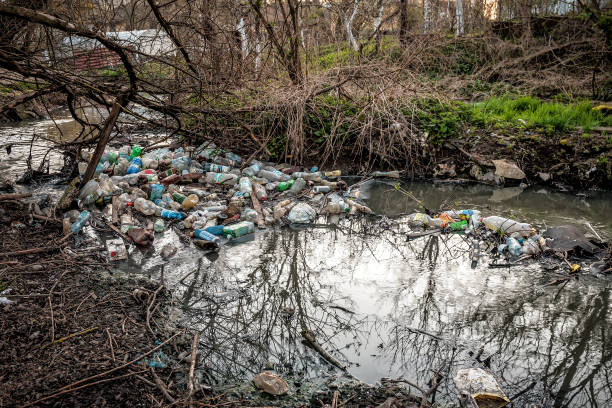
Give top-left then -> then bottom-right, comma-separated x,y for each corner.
571,264 -> 581,273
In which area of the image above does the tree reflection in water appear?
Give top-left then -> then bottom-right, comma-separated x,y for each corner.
173,217 -> 610,407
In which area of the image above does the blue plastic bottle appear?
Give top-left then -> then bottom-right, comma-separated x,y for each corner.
126,157 -> 142,175
191,229 -> 220,243
160,209 -> 184,220
70,211 -> 91,234
149,184 -> 164,200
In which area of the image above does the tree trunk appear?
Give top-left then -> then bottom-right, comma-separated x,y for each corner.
456,0 -> 464,36
399,0 -> 409,45
346,0 -> 359,52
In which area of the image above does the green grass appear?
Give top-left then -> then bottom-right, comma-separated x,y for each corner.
471,96 -> 612,132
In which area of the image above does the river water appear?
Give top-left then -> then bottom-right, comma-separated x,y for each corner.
2,117 -> 611,407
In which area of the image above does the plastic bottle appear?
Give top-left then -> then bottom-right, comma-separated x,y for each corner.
253,183 -> 267,201
292,171 -> 322,182
449,220 -> 468,231
324,170 -> 341,178
239,177 -> 253,197
153,219 -> 165,232
181,194 -> 199,210
482,216 -> 533,237
126,157 -> 142,175
70,211 -> 91,234
79,180 -> 99,200
203,163 -> 231,173
205,172 -> 238,185
149,184 -> 165,201
225,152 -> 241,163
213,156 -> 237,168
327,195 -> 349,214
506,237 -> 523,257
191,228 -> 221,243
171,156 -> 190,172
114,158 -> 130,176
288,178 -> 306,195
242,163 -> 261,177
258,169 -> 286,182
172,192 -> 187,204
372,170 -> 400,178
242,208 -> 258,222
313,185 -> 331,194
129,146 -> 142,159
120,213 -> 134,233
134,197 -> 157,216
159,209 -> 184,220
95,160 -> 110,175
222,221 -> 255,239
276,179 -> 295,192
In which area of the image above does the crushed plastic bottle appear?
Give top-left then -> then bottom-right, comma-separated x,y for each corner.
506,237 -> 523,257
287,203 -> 316,224
159,209 -> 184,220
205,172 -> 238,185
153,219 -> 165,232
129,145 -> 142,159
70,211 -> 91,234
126,157 -> 142,175
134,197 -> 157,216
181,194 -> 199,210
288,178 -> 306,195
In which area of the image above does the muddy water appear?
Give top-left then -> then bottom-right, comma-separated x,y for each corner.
122,182 -> 612,407
2,118 -> 611,407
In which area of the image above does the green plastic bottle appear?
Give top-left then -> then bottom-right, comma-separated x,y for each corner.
129,145 -> 143,159
222,221 -> 255,239
276,179 -> 295,192
171,192 -> 186,203
449,220 -> 468,231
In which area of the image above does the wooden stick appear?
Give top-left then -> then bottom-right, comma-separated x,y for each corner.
250,193 -> 265,228
0,193 -> 31,201
188,331 -> 200,405
41,326 -> 98,349
104,219 -> 131,242
106,328 -> 116,363
112,195 -> 119,225
150,367 -> 176,404
31,214 -> 61,223
0,246 -> 61,258
20,369 -> 147,408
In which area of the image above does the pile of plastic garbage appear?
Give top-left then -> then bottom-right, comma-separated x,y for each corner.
63,142 -> 373,255
406,209 -> 550,258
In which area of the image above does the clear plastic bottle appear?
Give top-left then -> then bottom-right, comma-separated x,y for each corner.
372,170 -> 400,178
134,197 -> 157,216
79,180 -> 99,200
253,183 -> 267,201
313,185 -> 331,193
181,194 -> 199,210
120,212 -> 134,233
242,163 -> 261,177
205,172 -> 238,185
70,211 -> 91,234
257,169 -> 285,182
239,177 -> 253,197
506,237 -> 523,257
288,178 -> 306,195
292,171 -> 322,182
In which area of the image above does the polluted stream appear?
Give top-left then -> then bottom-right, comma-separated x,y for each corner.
2,117 -> 611,407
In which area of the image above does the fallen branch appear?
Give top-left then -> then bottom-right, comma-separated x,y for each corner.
0,193 -> 31,201
188,331 -> 200,405
301,330 -> 346,371
41,326 -> 99,349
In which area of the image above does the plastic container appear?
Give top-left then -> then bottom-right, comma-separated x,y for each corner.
70,211 -> 91,234
222,221 -> 255,239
